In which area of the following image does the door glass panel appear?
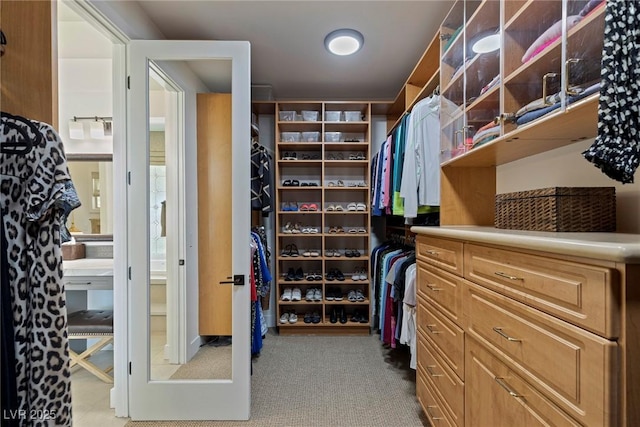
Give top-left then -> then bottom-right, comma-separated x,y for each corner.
147,60 -> 233,381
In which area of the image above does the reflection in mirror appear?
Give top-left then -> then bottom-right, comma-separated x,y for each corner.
148,61 -> 233,382
67,155 -> 113,239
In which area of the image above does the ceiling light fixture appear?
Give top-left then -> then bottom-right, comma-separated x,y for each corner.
324,29 -> 364,56
471,32 -> 501,54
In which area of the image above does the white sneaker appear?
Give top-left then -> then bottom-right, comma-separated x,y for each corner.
288,312 -> 298,324
313,288 -> 322,301
305,288 -> 315,301
279,312 -> 290,324
281,288 -> 293,301
291,288 -> 302,301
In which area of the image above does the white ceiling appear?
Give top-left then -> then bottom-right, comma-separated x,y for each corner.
131,0 -> 455,101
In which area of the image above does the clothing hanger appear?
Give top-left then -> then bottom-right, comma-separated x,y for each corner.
0,112 -> 40,155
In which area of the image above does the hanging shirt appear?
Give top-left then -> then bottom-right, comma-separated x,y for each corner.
400,95 -> 441,218
250,142 -> 273,215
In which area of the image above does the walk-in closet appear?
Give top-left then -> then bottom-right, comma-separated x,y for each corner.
2,0 -> 640,426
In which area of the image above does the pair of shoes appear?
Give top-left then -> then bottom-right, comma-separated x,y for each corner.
300,182 -> 318,187
350,310 -> 369,323
325,249 -> 341,257
347,289 -> 366,302
328,226 -> 345,233
326,204 -> 344,211
302,249 -> 320,257
282,202 -> 298,211
300,203 -> 318,211
345,249 -> 361,258
305,271 -> 322,281
326,152 -> 344,160
303,312 -> 321,324
325,287 -> 343,301
348,152 -> 366,160
279,311 -> 298,324
351,269 -> 367,281
327,180 -> 345,187
285,268 -> 304,281
281,288 -> 301,301
282,152 -> 297,160
301,226 -> 319,233
281,244 -> 300,257
305,288 -> 322,301
348,227 -> 367,234
282,179 -> 300,187
326,268 -> 345,281
301,153 -> 320,160
283,222 -> 303,234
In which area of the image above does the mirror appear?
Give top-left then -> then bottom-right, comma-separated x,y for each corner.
66,154 -> 113,241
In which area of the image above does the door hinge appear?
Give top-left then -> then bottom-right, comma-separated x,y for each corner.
127,75 -> 130,89
129,362 -> 132,375
127,171 -> 131,185
179,259 -> 185,266
128,266 -> 132,280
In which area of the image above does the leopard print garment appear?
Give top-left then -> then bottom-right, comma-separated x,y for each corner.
1,115 -> 73,426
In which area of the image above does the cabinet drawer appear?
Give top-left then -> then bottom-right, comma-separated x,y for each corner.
464,243 -> 618,338
466,337 -> 581,427
464,282 -> 618,426
417,365 -> 458,427
417,263 -> 463,324
417,296 -> 465,380
62,275 -> 113,290
418,330 -> 464,426
416,235 -> 463,276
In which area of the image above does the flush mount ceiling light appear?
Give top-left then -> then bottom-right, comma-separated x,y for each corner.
471,32 -> 501,54
324,29 -> 364,56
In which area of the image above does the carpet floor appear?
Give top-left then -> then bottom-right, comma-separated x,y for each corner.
126,330 -> 427,427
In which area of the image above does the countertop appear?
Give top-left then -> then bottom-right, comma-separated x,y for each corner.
62,258 -> 114,276
62,258 -> 167,282
410,226 -> 640,263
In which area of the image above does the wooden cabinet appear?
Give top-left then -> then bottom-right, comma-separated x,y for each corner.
414,231 -> 640,426
275,101 -> 371,333
438,0 -> 606,226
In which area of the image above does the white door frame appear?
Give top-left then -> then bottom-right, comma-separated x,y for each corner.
127,40 -> 251,421
61,0 -> 130,417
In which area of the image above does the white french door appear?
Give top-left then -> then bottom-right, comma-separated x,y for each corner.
126,40 -> 251,420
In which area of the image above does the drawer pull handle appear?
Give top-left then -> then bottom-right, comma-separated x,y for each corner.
426,284 -> 442,292
493,327 -> 521,342
426,405 -> 444,421
427,324 -> 442,334
494,271 -> 523,281
426,365 -> 443,377
495,377 -> 522,398
425,250 -> 439,256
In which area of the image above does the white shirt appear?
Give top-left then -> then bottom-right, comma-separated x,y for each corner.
400,95 -> 440,218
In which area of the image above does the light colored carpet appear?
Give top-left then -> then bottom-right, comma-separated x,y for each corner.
170,345 -> 232,380
126,331 -> 427,427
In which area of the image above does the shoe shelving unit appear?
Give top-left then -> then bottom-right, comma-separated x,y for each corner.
275,101 -> 371,334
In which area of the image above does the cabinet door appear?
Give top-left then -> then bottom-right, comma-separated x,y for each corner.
466,338 -> 581,427
440,0 -> 500,161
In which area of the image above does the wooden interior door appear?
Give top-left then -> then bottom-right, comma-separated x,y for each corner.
197,93 -> 232,336
0,0 -> 57,125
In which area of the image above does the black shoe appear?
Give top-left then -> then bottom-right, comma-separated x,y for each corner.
330,308 -> 338,324
326,269 -> 336,281
311,311 -> 321,324
359,313 -> 369,324
304,312 -> 312,323
334,268 -> 345,281
295,267 -> 304,281
285,268 -> 295,281
351,311 -> 362,323
339,308 -> 347,324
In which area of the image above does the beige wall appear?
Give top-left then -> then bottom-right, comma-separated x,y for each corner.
497,139 -> 640,233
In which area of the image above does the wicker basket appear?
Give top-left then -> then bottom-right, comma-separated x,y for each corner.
495,187 -> 616,232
